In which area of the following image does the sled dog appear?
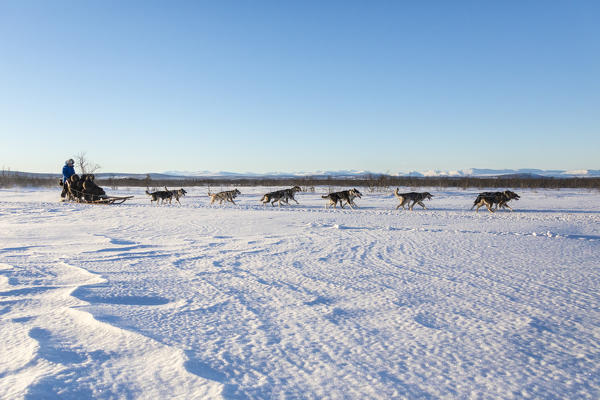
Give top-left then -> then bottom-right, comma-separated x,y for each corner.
322,188 -> 362,209
166,188 -> 187,205
209,189 -> 241,205
260,186 -> 302,206
472,190 -> 520,213
145,187 -> 174,205
394,189 -> 433,211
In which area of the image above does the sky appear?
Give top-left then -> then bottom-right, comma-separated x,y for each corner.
1,1 -> 599,174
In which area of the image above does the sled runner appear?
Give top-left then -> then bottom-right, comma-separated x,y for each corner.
61,194 -> 134,205
87,195 -> 134,205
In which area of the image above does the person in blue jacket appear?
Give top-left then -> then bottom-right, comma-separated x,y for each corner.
61,158 -> 76,199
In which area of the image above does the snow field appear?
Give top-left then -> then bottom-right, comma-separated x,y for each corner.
1,186 -> 599,399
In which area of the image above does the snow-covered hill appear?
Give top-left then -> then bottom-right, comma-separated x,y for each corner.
164,168 -> 600,179
4,168 -> 599,180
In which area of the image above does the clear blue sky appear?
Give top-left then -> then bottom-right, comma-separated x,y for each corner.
1,1 -> 598,174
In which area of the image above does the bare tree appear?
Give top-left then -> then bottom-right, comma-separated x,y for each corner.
75,152 -> 101,175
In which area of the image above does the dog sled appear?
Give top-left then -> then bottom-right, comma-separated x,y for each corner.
62,191 -> 134,205
86,195 -> 134,205
60,175 -> 134,205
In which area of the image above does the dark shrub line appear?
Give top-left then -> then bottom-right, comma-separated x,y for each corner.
2,171 -> 599,190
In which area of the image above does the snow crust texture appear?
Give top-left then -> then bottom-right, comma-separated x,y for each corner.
1,187 -> 599,399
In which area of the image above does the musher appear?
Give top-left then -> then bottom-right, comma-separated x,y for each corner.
61,158 -> 76,199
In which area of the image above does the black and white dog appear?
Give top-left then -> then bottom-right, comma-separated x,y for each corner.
394,189 -> 433,211
472,190 -> 520,212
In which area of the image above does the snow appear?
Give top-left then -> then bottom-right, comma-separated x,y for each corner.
1,186 -> 599,399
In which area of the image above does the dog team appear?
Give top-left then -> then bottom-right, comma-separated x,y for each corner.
61,160 -> 519,212
144,186 -> 520,213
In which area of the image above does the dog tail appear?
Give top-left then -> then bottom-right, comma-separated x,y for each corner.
471,196 -> 482,209
321,195 -> 330,199
145,190 -> 151,196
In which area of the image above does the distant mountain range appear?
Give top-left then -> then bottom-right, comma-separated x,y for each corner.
163,168 -> 600,179
4,168 -> 600,180
404,168 -> 600,178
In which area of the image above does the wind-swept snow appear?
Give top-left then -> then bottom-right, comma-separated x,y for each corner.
1,187 -> 599,399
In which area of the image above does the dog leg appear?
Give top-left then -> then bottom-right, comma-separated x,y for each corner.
396,198 -> 404,210
397,197 -> 405,210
